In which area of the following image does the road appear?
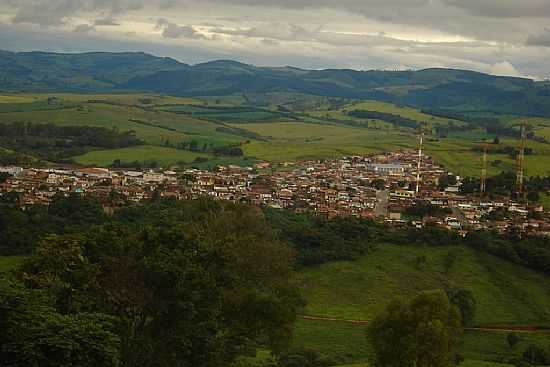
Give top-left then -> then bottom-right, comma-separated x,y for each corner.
374,190 -> 389,218
301,315 -> 550,333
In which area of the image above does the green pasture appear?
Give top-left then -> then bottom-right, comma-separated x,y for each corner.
236,122 -> 414,161
299,244 -> 550,325
0,256 -> 24,273
293,318 -> 549,366
296,244 -> 550,365
0,99 -> 241,146
73,145 -> 211,167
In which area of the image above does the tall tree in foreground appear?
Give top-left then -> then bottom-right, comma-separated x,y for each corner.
0,279 -> 120,367
19,199 -> 302,367
367,290 -> 462,367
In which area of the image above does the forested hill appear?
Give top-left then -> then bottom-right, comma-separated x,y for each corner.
2,50 -> 550,116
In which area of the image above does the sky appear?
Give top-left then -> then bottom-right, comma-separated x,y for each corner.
1,0 -> 549,80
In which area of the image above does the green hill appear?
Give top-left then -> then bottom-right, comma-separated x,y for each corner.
2,50 -> 550,116
294,243 -> 550,365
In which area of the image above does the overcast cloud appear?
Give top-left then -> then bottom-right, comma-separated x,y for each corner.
1,0 -> 549,79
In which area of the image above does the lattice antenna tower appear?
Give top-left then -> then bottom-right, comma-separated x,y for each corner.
480,142 -> 488,195
415,126 -> 424,195
516,123 -> 526,194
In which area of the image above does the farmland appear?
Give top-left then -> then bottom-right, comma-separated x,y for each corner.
1,93 -> 550,178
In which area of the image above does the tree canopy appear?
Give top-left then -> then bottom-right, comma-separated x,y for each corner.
367,290 -> 462,367
8,199 -> 302,367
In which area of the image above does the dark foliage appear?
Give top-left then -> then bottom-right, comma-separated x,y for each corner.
15,198 -> 301,367
0,194 -> 107,255
264,208 -> 376,266
0,122 -> 142,162
348,110 -> 419,129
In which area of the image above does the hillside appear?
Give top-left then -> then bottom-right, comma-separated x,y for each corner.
2,50 -> 550,116
295,243 -> 550,365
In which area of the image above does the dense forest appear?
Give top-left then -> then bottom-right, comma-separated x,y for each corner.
0,197 -> 302,367
0,123 -> 143,162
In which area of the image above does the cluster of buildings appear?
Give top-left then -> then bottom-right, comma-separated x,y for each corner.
1,150 -> 549,237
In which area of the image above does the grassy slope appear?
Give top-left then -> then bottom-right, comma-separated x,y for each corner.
300,244 -> 550,324
2,93 -> 550,177
296,244 -> 550,365
238,122 -> 413,161
0,93 -> 249,165
73,145 -> 210,166
0,256 -> 24,273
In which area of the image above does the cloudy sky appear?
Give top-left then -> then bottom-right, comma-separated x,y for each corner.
1,0 -> 549,79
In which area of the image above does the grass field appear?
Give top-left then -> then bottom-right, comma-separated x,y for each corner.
296,243 -> 550,365
299,244 -> 550,324
293,318 -> 549,366
73,145 -> 212,167
2,93 -> 550,177
237,122 -> 414,161
0,94 -> 242,147
233,121 -> 550,176
0,256 -> 24,273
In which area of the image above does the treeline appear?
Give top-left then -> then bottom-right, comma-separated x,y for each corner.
3,194 -> 550,278
266,208 -> 550,276
471,145 -> 534,158
0,122 -> 143,162
461,171 -> 550,198
170,139 -> 244,156
264,208 -> 377,266
0,193 -> 108,255
0,150 -> 34,166
348,109 -> 419,129
424,108 -> 549,142
422,109 -> 500,127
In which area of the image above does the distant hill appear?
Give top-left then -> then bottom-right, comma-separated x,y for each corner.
2,50 -> 550,116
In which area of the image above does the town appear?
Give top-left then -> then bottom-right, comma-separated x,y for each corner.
1,149 -> 549,237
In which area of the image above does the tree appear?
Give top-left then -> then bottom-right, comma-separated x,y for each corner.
0,279 -> 120,367
527,191 -> 540,202
19,199 -> 302,367
447,288 -> 476,326
367,290 -> 462,367
522,344 -> 550,365
0,172 -> 11,183
507,333 -> 520,349
371,179 -> 385,190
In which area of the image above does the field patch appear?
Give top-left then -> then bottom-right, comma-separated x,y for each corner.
0,256 -> 24,273
299,244 -> 550,325
73,145 -> 211,167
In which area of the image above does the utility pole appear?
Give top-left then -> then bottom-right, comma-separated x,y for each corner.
480,143 -> 488,196
516,123 -> 526,195
415,128 -> 424,195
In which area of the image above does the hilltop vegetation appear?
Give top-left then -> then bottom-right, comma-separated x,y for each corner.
2,50 -> 550,116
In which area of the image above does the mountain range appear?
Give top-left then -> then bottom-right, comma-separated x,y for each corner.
1,50 -> 550,116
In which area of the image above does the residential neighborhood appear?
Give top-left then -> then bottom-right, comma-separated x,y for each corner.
1,149 -> 549,237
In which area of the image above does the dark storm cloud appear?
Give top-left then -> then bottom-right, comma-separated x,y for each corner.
442,0 -> 550,18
